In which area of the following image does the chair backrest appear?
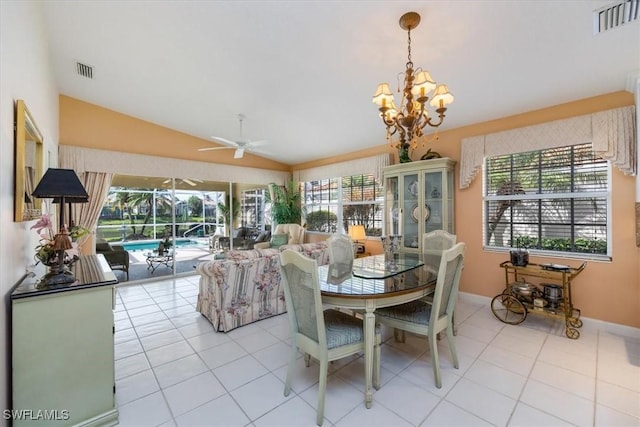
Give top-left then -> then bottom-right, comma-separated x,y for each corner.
274,223 -> 305,245
279,250 -> 326,346
429,242 -> 466,328
326,233 -> 354,284
422,230 -> 457,253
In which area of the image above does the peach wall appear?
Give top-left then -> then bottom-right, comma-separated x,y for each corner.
61,91 -> 638,328
60,96 -> 290,172
440,91 -> 638,328
296,91 -> 638,328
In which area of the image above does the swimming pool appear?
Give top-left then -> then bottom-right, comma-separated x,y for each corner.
120,238 -> 207,252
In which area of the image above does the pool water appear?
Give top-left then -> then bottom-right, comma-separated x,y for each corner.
120,238 -> 206,252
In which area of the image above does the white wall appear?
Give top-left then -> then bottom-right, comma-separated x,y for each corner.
0,1 -> 59,417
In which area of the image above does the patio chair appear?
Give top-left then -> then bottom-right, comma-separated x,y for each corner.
375,242 -> 466,388
279,249 -> 380,426
96,241 -> 130,280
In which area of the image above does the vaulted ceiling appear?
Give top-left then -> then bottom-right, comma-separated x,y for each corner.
41,1 -> 639,165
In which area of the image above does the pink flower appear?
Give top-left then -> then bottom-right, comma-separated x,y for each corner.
30,214 -> 54,236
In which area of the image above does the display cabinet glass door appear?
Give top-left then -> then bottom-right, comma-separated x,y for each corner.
423,169 -> 454,233
384,176 -> 399,237
403,174 -> 420,250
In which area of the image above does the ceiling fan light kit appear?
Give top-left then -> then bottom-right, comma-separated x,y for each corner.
373,11 -> 454,163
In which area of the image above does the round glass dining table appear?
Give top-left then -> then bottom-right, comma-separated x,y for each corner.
318,253 -> 441,409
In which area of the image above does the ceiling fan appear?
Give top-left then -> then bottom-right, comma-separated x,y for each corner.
197,114 -> 268,159
162,178 -> 202,187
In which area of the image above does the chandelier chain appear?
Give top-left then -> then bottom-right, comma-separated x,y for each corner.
406,27 -> 412,67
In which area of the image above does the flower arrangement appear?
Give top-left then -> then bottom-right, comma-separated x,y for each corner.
31,214 -> 90,266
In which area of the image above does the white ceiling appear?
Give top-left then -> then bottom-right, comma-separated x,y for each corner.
41,1 -> 639,165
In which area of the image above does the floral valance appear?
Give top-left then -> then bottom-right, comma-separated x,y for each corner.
59,145 -> 291,185
293,153 -> 392,183
459,105 -> 637,189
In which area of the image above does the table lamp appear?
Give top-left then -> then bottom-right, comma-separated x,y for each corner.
32,168 -> 89,286
348,225 -> 366,255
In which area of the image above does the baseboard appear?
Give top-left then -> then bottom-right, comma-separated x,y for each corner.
458,291 -> 640,339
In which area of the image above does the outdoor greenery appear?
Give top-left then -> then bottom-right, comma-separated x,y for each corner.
217,195 -> 240,231
305,210 -> 337,233
486,144 -> 608,255
511,235 -> 606,254
343,204 -> 381,236
98,188 -> 219,242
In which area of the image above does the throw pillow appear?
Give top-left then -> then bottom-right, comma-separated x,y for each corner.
270,233 -> 289,248
255,231 -> 268,243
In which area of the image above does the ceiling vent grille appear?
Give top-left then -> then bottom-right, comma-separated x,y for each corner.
594,0 -> 639,34
75,61 -> 94,79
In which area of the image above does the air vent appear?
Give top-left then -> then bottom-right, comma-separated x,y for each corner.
594,0 -> 639,34
75,61 -> 94,79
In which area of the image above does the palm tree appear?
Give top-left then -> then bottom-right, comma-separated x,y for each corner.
127,189 -> 173,238
217,194 -> 240,236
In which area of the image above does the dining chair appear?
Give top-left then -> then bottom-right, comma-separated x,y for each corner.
422,229 -> 457,253
326,233 -> 354,284
375,242 -> 466,388
279,249 -> 381,426
419,229 -> 459,339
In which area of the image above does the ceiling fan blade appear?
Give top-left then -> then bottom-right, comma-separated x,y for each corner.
247,140 -> 269,147
197,146 -> 233,152
234,148 -> 245,159
183,178 -> 197,186
210,135 -> 239,147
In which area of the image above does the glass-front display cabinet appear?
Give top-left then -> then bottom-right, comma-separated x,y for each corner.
383,158 -> 456,252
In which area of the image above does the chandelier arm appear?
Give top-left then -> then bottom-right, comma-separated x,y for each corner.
424,108 -> 448,128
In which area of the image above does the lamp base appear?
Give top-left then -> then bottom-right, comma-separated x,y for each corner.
37,265 -> 76,288
380,235 -> 403,270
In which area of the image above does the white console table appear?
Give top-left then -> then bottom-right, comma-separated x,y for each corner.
11,254 -> 118,426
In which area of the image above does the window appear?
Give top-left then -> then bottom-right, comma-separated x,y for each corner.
303,173 -> 383,236
484,143 -> 610,258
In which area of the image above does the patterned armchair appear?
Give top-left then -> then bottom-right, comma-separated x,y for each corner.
253,223 -> 305,249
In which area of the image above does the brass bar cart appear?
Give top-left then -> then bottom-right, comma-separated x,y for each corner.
491,261 -> 587,339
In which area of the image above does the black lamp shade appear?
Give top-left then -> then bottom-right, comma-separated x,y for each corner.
32,168 -> 88,200
52,196 -> 89,204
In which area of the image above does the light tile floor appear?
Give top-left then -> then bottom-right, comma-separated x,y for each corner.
114,276 -> 640,426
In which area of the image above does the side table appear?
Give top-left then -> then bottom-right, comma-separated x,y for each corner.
145,250 -> 174,273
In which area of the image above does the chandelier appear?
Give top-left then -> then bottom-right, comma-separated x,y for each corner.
372,11 -> 454,163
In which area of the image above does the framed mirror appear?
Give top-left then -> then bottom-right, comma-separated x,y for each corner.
14,99 -> 44,221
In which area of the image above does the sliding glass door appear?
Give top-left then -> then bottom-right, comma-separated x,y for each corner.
97,174 -> 268,282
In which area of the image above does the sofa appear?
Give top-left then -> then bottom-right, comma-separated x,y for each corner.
196,241 -> 329,332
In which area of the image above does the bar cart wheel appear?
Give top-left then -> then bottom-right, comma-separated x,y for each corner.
566,327 -> 580,340
568,317 -> 583,328
491,293 -> 527,325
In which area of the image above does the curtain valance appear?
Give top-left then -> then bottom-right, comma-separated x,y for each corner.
459,105 -> 636,189
59,145 -> 291,185
293,153 -> 392,183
